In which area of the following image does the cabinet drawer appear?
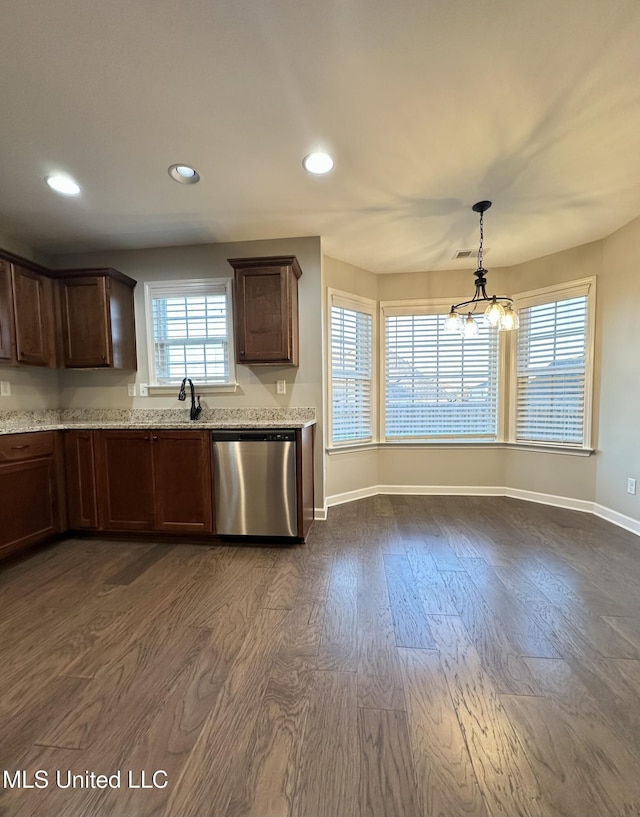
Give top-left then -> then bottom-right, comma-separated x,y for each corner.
0,431 -> 56,461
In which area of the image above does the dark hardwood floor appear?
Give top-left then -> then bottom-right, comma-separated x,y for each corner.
2,495 -> 640,817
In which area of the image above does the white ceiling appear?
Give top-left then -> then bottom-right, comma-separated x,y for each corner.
1,0 -> 640,273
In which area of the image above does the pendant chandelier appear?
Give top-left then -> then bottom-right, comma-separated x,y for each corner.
444,200 -> 518,338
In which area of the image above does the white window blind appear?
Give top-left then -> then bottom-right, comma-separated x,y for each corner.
146,280 -> 234,385
516,294 -> 588,444
330,302 -> 373,443
384,312 -> 499,439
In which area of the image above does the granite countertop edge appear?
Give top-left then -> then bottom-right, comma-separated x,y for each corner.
1,420 -> 317,435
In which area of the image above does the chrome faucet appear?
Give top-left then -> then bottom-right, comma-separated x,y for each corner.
178,377 -> 202,421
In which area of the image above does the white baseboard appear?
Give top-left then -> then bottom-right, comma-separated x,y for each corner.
324,486 -> 379,507
505,488 -> 593,514
593,503 -> 640,536
378,484 -> 505,497
321,484 -> 639,537
313,506 -> 328,521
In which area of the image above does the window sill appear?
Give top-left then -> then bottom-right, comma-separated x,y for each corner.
327,440 -> 595,457
147,383 -> 239,396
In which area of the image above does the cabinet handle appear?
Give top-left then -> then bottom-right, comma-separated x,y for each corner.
10,444 -> 29,450
101,355 -> 106,361
239,351 -> 245,357
151,435 -> 159,442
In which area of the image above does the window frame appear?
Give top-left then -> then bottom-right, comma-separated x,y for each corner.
380,297 -> 505,443
327,288 -> 377,448
144,278 -> 237,394
508,277 -> 596,449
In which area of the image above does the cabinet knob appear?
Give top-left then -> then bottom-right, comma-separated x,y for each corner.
151,435 -> 159,442
239,351 -> 245,357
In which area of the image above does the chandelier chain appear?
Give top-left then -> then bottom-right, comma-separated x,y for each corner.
478,210 -> 484,269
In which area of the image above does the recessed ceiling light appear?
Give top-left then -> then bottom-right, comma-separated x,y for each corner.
45,174 -> 81,196
302,152 -> 334,175
168,164 -> 200,184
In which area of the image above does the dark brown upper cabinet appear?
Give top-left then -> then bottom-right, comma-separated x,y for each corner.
229,255 -> 302,366
0,260 -> 16,362
59,268 -> 137,369
11,264 -> 57,367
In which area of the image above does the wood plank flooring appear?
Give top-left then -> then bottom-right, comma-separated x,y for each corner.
2,496 -> 640,816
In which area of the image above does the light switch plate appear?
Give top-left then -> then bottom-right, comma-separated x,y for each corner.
628,478 -> 637,495
139,383 -> 149,397
0,381 -> 10,396
276,380 -> 286,395
127,384 -> 136,397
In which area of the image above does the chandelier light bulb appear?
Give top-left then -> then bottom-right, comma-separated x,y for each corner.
500,305 -> 519,331
444,308 -> 462,333
463,314 -> 479,339
484,297 -> 505,327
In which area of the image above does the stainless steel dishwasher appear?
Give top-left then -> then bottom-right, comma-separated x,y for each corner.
212,430 -> 298,537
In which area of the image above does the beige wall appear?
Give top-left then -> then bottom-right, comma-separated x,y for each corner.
596,214 -> 640,520
504,449 -> 596,503
0,232 -> 48,265
507,240 -> 602,292
325,448 -> 379,502
376,266 -> 511,304
0,367 -> 60,411
378,446 -> 505,490
323,256 -> 377,302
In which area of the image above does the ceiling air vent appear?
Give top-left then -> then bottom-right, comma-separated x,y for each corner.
452,248 -> 490,260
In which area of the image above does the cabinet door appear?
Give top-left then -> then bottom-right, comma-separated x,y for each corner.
95,431 -> 154,530
233,262 -> 299,366
152,431 -> 213,533
0,259 -> 15,362
61,277 -> 111,367
11,265 -> 56,367
64,431 -> 98,529
0,458 -> 57,558
234,266 -> 288,363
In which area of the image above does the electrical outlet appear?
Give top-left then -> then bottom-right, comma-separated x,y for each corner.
139,383 -> 149,397
276,380 -> 286,395
0,381 -> 10,396
627,478 -> 637,496
127,383 -> 136,397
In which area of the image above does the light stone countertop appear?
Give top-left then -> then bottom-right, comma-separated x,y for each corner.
0,408 -> 317,435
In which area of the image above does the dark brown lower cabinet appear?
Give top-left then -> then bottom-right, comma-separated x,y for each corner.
64,431 -> 99,529
0,432 -> 60,559
94,429 -> 213,533
95,430 -> 155,531
153,431 -> 212,533
1,426 -> 311,557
